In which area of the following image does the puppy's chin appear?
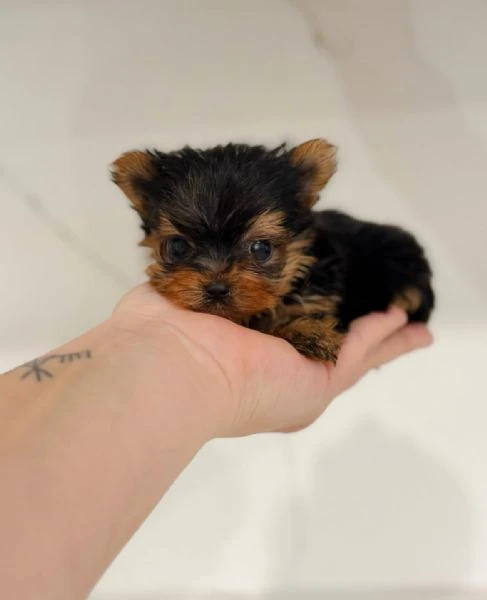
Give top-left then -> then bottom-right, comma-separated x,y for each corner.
198,301 -> 241,321
175,293 -> 277,324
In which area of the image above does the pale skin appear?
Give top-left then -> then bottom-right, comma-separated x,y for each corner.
0,284 -> 433,599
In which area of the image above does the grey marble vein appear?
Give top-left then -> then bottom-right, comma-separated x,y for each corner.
1,168 -> 132,289
286,0 -> 330,55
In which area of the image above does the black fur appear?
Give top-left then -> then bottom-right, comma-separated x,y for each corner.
304,210 -> 434,328
134,144 -> 314,243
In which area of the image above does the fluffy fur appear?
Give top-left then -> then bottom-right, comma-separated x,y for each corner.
111,139 -> 434,361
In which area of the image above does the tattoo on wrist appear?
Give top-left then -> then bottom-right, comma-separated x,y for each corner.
7,350 -> 92,382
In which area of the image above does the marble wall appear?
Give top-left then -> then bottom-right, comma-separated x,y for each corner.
1,1 -> 486,597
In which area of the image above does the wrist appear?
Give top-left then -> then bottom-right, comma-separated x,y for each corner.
0,310 -> 233,598
104,309 -> 235,440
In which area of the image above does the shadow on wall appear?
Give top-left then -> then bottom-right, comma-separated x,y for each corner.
271,421 -> 472,590
92,420 -> 473,600
296,0 -> 487,298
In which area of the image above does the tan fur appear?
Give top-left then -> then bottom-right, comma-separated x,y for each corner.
158,216 -> 181,239
273,315 -> 343,363
290,138 -> 337,207
279,236 -> 316,294
393,287 -> 422,314
277,294 -> 340,321
138,232 -> 157,251
243,210 -> 288,242
111,150 -> 153,213
147,264 -> 206,309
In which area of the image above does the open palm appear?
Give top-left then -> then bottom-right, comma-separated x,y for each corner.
115,284 -> 433,437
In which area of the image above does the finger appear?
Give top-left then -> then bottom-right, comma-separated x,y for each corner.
277,425 -> 308,434
336,307 -> 408,373
366,323 -> 433,370
329,309 -> 416,397
348,306 -> 408,350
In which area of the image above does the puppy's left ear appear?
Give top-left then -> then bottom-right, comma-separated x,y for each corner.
110,150 -> 157,229
290,139 -> 337,207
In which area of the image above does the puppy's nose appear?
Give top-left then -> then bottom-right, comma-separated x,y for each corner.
205,282 -> 230,300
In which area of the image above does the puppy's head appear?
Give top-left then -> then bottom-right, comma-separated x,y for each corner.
111,139 -> 336,321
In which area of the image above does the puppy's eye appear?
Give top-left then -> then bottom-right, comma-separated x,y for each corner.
250,240 -> 272,263
165,236 -> 192,262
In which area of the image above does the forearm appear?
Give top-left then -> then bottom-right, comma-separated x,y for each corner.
0,317 -> 224,599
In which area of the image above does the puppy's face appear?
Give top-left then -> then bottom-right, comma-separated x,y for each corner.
111,140 -> 336,322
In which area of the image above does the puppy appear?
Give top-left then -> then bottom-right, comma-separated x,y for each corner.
111,139 -> 434,362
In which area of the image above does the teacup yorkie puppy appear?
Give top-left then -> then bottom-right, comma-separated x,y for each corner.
111,139 -> 434,362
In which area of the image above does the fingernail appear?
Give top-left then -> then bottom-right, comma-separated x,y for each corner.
412,324 -> 434,346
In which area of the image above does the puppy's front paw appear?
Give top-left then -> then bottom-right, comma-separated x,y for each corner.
275,316 -> 343,363
286,332 -> 341,363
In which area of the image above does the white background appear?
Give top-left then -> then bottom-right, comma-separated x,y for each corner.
1,1 -> 486,598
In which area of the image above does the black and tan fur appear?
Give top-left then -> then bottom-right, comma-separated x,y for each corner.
111,139 -> 434,362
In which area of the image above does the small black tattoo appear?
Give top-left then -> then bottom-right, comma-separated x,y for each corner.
16,350 -> 92,382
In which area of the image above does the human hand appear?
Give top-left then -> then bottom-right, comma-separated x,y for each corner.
113,284 -> 433,437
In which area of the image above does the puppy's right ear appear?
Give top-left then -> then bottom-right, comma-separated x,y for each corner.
110,150 -> 157,232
